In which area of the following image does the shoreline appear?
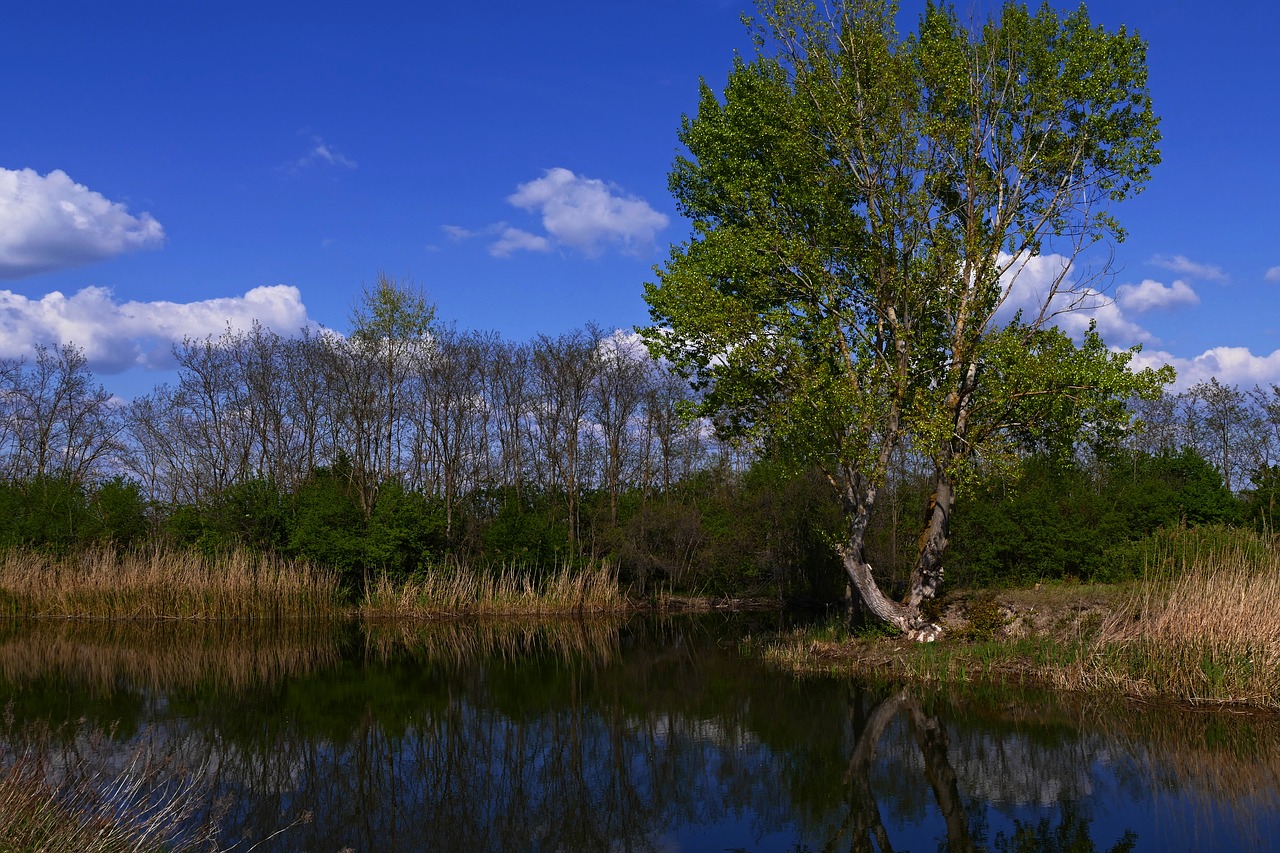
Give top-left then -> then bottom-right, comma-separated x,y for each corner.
751,583 -> 1280,713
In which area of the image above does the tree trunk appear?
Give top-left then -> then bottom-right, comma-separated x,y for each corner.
909,475 -> 954,612
837,495 -> 943,642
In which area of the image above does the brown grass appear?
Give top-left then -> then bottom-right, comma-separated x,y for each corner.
360,559 -> 628,618
0,546 -> 341,620
1090,530 -> 1280,706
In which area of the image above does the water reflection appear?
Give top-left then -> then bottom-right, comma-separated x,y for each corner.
0,616 -> 1276,852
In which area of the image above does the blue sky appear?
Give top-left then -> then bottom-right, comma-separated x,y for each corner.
2,0 -> 1278,398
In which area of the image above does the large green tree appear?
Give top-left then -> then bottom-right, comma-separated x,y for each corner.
643,0 -> 1170,638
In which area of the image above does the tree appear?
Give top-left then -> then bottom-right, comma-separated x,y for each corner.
339,274 -> 437,515
350,273 -> 436,481
4,344 -> 122,487
1182,378 -> 1259,493
643,0 -> 1169,638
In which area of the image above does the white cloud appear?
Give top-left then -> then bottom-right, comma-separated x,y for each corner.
993,252 -> 1152,347
504,167 -> 668,256
288,135 -> 357,172
442,225 -> 475,241
597,327 -> 651,362
0,168 -> 164,280
1116,279 -> 1200,313
488,227 -> 551,258
1149,254 -> 1227,282
1131,347 -> 1280,391
1265,266 -> 1280,283
0,284 -> 312,373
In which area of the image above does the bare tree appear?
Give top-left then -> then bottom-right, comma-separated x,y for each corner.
591,331 -> 651,526
6,344 -> 122,486
529,329 -> 601,551
414,327 -> 487,541
1183,379 -> 1259,493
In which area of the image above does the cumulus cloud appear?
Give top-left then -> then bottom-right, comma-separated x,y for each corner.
489,227 -> 551,258
1265,266 -> 1280,283
503,167 -> 669,256
0,168 -> 164,280
1149,254 -> 1227,282
992,252 -> 1152,347
1116,279 -> 1200,313
1131,347 -> 1280,391
0,284 -> 312,373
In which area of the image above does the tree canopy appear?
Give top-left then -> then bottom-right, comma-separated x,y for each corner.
643,0 -> 1171,637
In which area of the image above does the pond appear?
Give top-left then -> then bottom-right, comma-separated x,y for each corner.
0,615 -> 1278,852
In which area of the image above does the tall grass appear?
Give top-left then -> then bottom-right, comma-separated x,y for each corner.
360,559 -> 627,617
1093,526 -> 1280,705
0,546 -> 341,620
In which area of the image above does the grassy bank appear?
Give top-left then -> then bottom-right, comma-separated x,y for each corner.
761,526 -> 1280,710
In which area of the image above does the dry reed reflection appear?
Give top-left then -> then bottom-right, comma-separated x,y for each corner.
0,619 -> 341,694
361,616 -> 624,668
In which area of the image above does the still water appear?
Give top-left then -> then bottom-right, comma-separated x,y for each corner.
1,615 -> 1278,852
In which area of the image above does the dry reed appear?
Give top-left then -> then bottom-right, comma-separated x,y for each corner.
360,559 -> 628,618
0,546 -> 341,620
1092,531 -> 1280,706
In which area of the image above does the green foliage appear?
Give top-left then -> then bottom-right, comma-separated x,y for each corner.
349,272 -> 437,347
1240,464 -> 1280,534
89,478 -> 150,547
365,482 -> 447,579
949,449 -> 1241,586
0,477 -> 91,552
287,467 -> 368,586
0,477 -> 151,554
1103,524 -> 1271,582
480,489 -> 572,570
207,478 -> 290,552
959,595 -> 1010,642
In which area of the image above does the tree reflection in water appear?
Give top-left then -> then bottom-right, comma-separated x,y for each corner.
834,688 -> 1138,853
0,617 -> 1276,851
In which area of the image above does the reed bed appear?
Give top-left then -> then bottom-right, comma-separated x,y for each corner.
360,559 -> 628,618
1091,531 -> 1280,706
0,620 -> 341,695
0,546 -> 341,620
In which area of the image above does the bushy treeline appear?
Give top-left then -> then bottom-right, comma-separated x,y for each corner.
2,278 -> 1279,596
